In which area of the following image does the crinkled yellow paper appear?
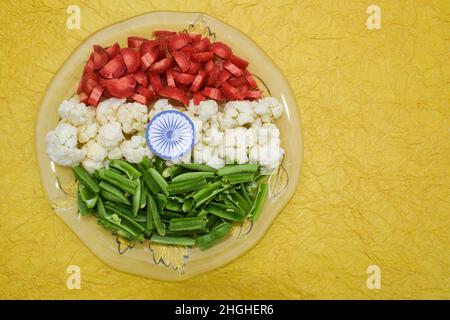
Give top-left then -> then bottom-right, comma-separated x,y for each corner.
0,0 -> 449,299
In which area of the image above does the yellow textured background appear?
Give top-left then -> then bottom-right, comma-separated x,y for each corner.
0,0 -> 449,299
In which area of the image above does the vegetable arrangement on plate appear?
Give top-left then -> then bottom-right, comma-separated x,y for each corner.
46,28 -> 285,250
74,159 -> 267,250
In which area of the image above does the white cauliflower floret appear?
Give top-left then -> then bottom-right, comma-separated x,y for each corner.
117,102 -> 149,134
58,96 -> 96,127
257,124 -> 280,146
197,100 -> 218,122
249,144 -> 284,173
253,97 -> 284,120
120,135 -> 152,163
193,143 -> 223,166
80,140 -> 108,173
108,147 -> 122,160
46,122 -> 86,166
96,98 -> 125,124
78,121 -> 98,143
224,146 -> 248,164
184,111 -> 203,145
82,159 -> 104,173
203,127 -> 224,146
98,122 -> 124,149
149,99 -> 174,119
264,97 -> 284,119
224,127 -> 249,148
220,100 -> 255,129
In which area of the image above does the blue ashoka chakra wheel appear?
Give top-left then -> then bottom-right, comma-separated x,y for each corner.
146,110 -> 195,161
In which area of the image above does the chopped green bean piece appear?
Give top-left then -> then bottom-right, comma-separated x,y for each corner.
139,178 -> 147,209
166,199 -> 182,212
168,216 -> 207,232
77,186 -> 90,215
73,165 -> 99,193
137,164 -> 159,194
197,222 -> 232,251
179,163 -> 217,172
99,181 -> 130,205
207,203 -> 244,222
221,172 -> 255,184
250,183 -> 268,221
155,157 -> 164,174
217,164 -> 259,176
139,156 -> 154,170
161,211 -> 185,219
168,177 -> 208,194
100,189 -> 131,206
98,168 -> 138,195
96,197 -> 107,218
131,177 -> 141,217
104,201 -> 132,217
172,171 -> 216,183
79,183 -> 98,208
148,168 -> 169,197
147,193 -> 165,236
109,159 -> 141,179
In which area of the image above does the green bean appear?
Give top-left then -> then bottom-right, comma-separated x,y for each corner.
147,193 -> 165,236
133,212 -> 147,223
168,177 -> 208,194
240,183 -> 252,205
192,181 -> 222,202
96,197 -> 107,218
77,187 -> 90,215
250,183 -> 268,221
104,201 -> 132,217
99,181 -> 130,205
197,222 -> 232,251
162,165 -> 185,178
148,168 -> 169,197
131,177 -> 141,217
171,171 -> 216,183
179,163 -> 217,172
155,157 -> 164,174
100,189 -> 131,206
150,235 -> 196,246
168,217 -> 207,232
166,199 -> 182,212
79,183 -> 98,208
217,164 -> 259,176
145,199 -> 154,231
223,197 -> 246,216
221,172 -> 255,184
139,156 -> 154,170
109,159 -> 141,179
136,164 -> 159,194
73,165 -> 99,193
139,178 -> 147,209
111,210 -> 146,233
231,189 -> 251,213
182,198 -> 193,212
155,193 -> 167,212
98,168 -> 138,195
99,215 -> 143,241
207,204 -> 244,222
161,211 -> 185,219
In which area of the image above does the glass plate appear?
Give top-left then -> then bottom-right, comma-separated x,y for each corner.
35,11 -> 302,281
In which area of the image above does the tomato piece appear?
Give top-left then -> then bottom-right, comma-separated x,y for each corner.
191,51 -> 214,63
193,92 -> 206,105
157,36 -> 169,59
180,45 -> 200,55
149,57 -> 172,75
87,85 -> 104,106
188,33 -> 202,43
227,76 -> 248,87
79,72 -> 100,95
238,83 -> 250,97
207,65 -> 219,86
149,74 -> 163,93
84,54 -> 95,73
120,48 -> 140,73
158,86 -> 189,106
130,92 -> 148,105
136,85 -> 156,99
140,49 -> 159,71
153,30 -> 177,37
221,82 -> 243,100
133,70 -> 148,87
190,70 -> 207,93
105,42 -> 120,58
210,42 -> 232,59
104,75 -> 136,98
202,87 -> 224,101
188,61 -> 201,75
216,69 -> 232,87
79,92 -> 89,104
98,54 -> 126,79
140,40 -> 159,55
246,90 -> 261,99
165,69 -> 176,87
92,45 -> 109,70
223,61 -> 243,77
244,69 -> 257,89
127,36 -> 147,49
168,34 -> 191,51
194,37 -> 211,52
172,51 -> 190,73
203,60 -> 215,73
173,72 -> 195,85
229,54 -> 249,69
